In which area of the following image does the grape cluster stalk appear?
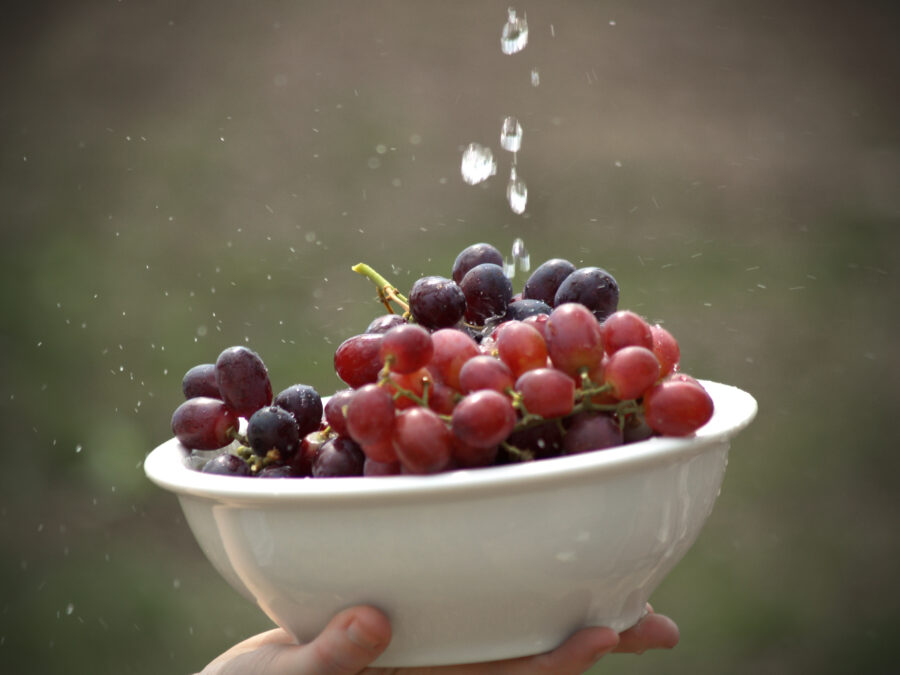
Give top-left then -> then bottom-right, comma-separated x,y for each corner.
170,242 -> 714,478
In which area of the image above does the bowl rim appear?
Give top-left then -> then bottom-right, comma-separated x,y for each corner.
144,379 -> 756,504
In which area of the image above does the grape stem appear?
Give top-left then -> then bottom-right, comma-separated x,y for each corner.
352,263 -> 410,315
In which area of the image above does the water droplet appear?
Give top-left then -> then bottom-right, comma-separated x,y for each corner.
530,68 -> 540,87
460,143 -> 497,185
500,116 -> 523,153
512,237 -> 530,272
501,7 -> 529,55
66,603 -> 74,616
506,167 -> 528,214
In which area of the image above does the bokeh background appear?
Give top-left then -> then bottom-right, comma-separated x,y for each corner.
2,1 -> 898,673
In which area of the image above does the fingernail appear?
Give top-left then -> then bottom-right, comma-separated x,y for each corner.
347,617 -> 384,650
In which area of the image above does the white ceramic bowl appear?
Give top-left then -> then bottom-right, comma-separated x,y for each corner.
145,380 -> 756,667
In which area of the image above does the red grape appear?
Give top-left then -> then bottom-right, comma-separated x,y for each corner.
345,384 -> 396,446
312,437 -> 365,477
602,346 -> 661,400
428,328 -> 480,390
379,324 -> 434,374
451,390 -> 517,449
459,355 -> 515,394
515,368 -> 575,418
334,333 -> 385,388
651,324 -> 680,377
495,320 -> 548,378
393,407 -> 453,474
562,413 -> 623,454
201,453 -> 251,476
602,310 -> 653,354
545,303 -> 604,377
642,379 -> 714,436
323,388 -> 354,437
182,363 -> 219,399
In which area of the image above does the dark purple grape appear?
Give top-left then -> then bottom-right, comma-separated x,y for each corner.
451,243 -> 504,284
553,267 -> 619,322
215,346 -> 273,417
247,405 -> 300,458
312,437 -> 365,477
408,276 -> 467,330
366,314 -> 408,334
257,464 -> 296,478
505,419 -> 565,460
505,298 -> 551,321
459,263 -> 513,325
182,363 -> 220,399
201,453 -> 251,476
273,384 -> 324,437
562,412 -> 624,454
522,258 -> 576,306
333,333 -> 384,388
172,397 -> 238,450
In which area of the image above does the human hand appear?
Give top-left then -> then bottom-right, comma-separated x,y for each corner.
199,604 -> 679,675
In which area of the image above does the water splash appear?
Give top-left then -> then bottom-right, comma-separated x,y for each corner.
506,166 -> 528,214
501,7 -> 529,55
500,116 -> 523,153
460,143 -> 497,185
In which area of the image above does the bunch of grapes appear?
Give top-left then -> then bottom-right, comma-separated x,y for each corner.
171,242 -> 714,478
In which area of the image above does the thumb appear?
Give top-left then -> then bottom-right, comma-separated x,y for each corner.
281,605 -> 392,675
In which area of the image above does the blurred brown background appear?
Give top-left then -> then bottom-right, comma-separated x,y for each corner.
1,1 -> 898,672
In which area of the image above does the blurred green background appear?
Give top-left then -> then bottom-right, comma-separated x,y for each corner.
2,1 -> 897,673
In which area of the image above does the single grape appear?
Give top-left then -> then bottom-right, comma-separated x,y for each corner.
393,407 -> 453,474
451,390 -> 517,449
215,346 -> 273,417
642,379 -> 714,436
602,310 -> 653,354
562,413 -> 624,454
427,380 -> 459,415
292,430 -> 328,476
451,242 -> 504,284
366,313 -> 407,334
522,258 -> 576,306
408,276 -> 467,330
459,263 -> 513,325
602,346 -> 661,400
623,414 -> 654,444
522,313 -> 550,340
172,397 -> 238,450
360,438 -> 399,463
182,363 -> 219,400
650,324 -> 680,377
545,303 -> 604,377
495,320 -> 548,378
273,384 -> 323,437
345,384 -> 396,446
323,388 -> 354,437
312,436 -> 365,477
334,333 -> 384,388
380,324 -> 434,374
514,368 -> 575,418
459,355 -> 515,394
201,453 -> 251,476
553,267 -> 619,321
505,298 -> 552,321
428,328 -> 480,390
247,405 -> 301,458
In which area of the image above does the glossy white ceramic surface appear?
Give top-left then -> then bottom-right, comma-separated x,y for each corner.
145,380 -> 756,667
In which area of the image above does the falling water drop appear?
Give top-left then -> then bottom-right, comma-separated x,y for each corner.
512,237 -> 530,272
530,68 -> 540,87
500,116 -> 523,153
501,7 -> 529,55
506,166 -> 528,214
460,143 -> 497,185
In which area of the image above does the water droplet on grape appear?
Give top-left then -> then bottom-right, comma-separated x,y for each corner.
461,143 -> 497,185
500,116 -> 523,153
501,7 -> 529,55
